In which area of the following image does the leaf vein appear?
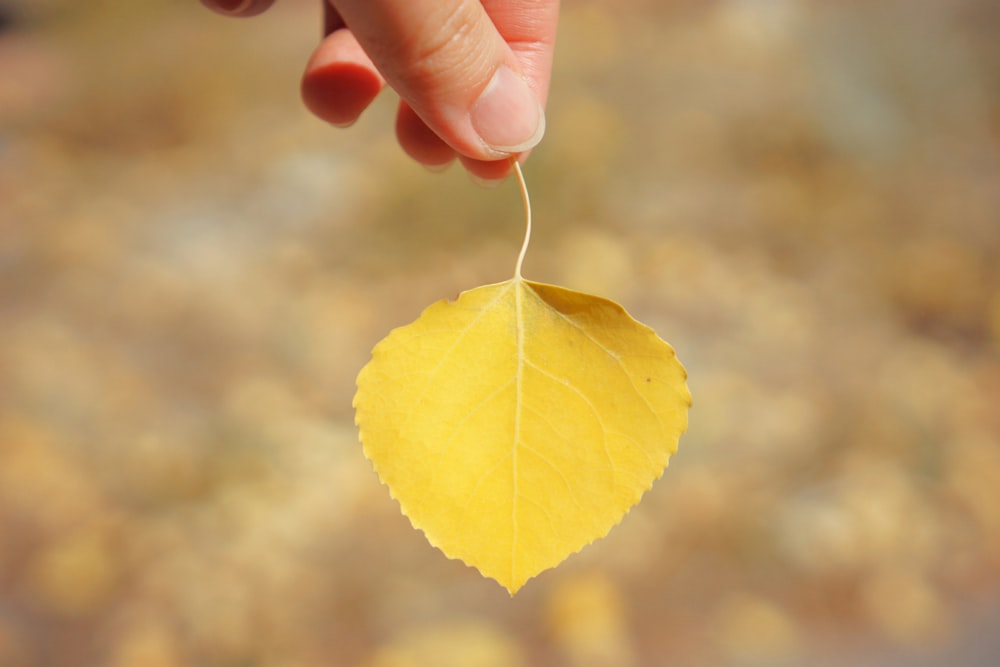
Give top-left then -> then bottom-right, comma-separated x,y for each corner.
427,378 -> 516,497
516,431 -> 584,512
523,358 -> 617,488
456,452 -> 513,534
524,287 -> 669,437
398,284 -> 513,428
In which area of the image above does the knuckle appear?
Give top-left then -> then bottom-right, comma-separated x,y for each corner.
396,3 -> 488,90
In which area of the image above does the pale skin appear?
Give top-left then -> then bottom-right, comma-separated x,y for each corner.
200,0 -> 559,183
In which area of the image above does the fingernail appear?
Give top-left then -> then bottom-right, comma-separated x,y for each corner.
470,66 -> 546,155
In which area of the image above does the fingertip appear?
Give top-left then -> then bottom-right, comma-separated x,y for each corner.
424,160 -> 455,174
459,154 -> 520,184
302,31 -> 385,127
200,0 -> 274,18
302,62 -> 383,127
396,102 -> 458,169
467,173 -> 505,189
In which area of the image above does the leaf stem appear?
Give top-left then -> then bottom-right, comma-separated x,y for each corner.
512,161 -> 532,280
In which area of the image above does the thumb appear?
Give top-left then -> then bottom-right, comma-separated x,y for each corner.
332,0 -> 549,161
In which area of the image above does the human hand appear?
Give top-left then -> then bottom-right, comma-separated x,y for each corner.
201,0 -> 558,183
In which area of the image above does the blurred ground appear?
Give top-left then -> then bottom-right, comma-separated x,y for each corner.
2,0 -> 1000,665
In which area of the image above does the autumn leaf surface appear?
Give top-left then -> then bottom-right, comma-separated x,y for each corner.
354,166 -> 690,593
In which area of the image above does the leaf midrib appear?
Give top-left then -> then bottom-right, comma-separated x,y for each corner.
511,276 -> 525,589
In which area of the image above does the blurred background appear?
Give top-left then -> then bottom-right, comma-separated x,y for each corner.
2,0 -> 1000,665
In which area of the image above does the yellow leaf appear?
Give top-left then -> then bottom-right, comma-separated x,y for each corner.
354,165 -> 690,593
